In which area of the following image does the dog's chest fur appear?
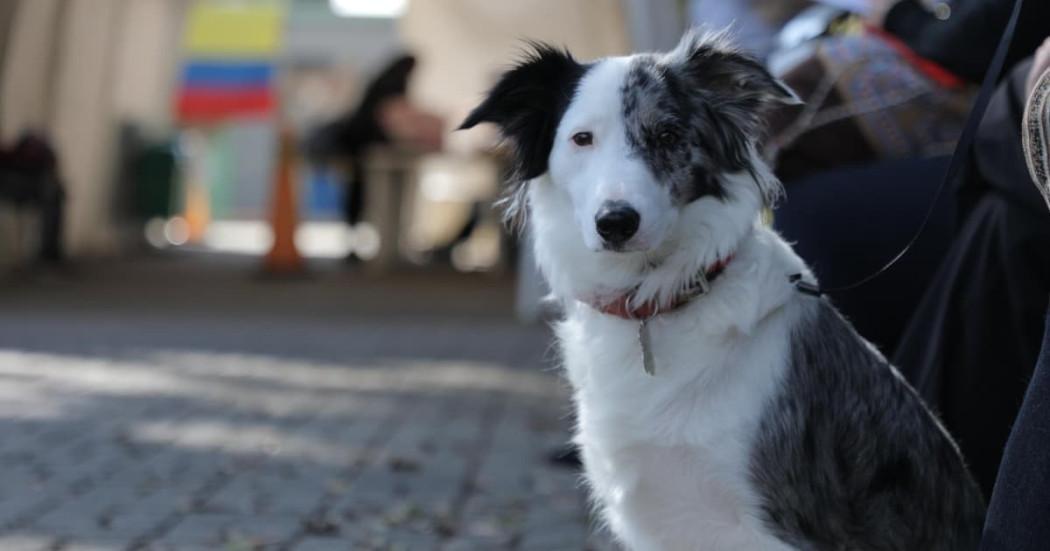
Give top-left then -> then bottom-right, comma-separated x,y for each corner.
554,226 -> 985,550
557,228 -> 805,550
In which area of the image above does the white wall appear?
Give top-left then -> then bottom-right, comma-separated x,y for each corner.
285,10 -> 403,75
399,0 -> 630,153
0,0 -> 647,259
1,0 -> 187,257
0,0 -> 62,143
624,0 -> 684,52
49,0 -> 127,254
111,0 -> 185,131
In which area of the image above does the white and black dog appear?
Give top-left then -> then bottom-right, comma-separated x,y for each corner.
461,31 -> 985,550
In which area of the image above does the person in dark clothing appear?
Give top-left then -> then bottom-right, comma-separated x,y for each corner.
879,0 -> 1050,85
305,54 -> 447,264
893,55 -> 1050,498
980,62 -> 1050,548
775,0 -> 1049,496
0,133 -> 65,264
980,311 -> 1050,549
305,55 -> 418,234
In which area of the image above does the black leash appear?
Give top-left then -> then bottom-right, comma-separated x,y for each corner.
792,0 -> 1025,297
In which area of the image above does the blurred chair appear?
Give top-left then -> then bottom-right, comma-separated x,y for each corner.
357,145 -> 416,272
0,133 -> 66,269
357,146 -> 507,273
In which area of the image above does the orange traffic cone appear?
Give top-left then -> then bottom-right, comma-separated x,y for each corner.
184,181 -> 211,244
262,127 -> 304,274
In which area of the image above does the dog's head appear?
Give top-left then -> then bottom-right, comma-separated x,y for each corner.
461,30 -> 798,300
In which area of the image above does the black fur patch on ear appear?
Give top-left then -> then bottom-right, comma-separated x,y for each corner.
663,29 -> 796,206
459,43 -> 588,180
677,29 -> 800,108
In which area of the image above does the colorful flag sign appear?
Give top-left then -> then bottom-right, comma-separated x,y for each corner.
176,1 -> 286,122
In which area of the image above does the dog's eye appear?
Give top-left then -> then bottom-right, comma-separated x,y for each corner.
571,132 -> 593,147
657,130 -> 678,147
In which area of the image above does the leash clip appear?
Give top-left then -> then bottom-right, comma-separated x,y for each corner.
789,273 -> 823,297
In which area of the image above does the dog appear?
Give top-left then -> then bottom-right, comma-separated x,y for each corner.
460,30 -> 986,550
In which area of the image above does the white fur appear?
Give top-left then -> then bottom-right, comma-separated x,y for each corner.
530,57 -> 816,550
549,58 -> 677,254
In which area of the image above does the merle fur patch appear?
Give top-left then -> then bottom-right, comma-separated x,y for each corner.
620,30 -> 798,206
750,300 -> 986,550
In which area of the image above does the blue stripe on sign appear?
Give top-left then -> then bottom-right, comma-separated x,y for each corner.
182,61 -> 273,88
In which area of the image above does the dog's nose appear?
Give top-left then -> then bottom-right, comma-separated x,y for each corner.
595,202 -> 640,247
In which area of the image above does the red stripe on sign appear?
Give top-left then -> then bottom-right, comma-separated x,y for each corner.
176,88 -> 275,122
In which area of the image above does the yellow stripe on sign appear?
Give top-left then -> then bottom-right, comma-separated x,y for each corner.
184,1 -> 286,57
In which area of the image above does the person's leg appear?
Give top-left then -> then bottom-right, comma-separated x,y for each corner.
980,45 -> 1050,551
37,173 -> 64,263
894,193 -> 1050,496
343,159 -> 366,228
341,159 -> 367,265
980,307 -> 1050,550
893,59 -> 1050,497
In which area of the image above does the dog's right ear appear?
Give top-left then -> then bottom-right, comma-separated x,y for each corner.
459,43 -> 586,180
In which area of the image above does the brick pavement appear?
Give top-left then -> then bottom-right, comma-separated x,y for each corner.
0,257 -> 616,550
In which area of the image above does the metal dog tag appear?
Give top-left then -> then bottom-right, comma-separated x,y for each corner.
639,319 -> 656,376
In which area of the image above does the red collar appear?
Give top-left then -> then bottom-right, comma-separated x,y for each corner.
589,255 -> 734,320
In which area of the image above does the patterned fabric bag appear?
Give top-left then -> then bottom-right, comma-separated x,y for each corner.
767,27 -> 975,179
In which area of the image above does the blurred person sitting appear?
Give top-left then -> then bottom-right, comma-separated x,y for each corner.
768,0 -> 1050,181
892,36 -> 1050,499
305,55 -> 444,263
0,132 -> 66,266
774,0 -> 1048,496
978,53 -> 1050,550
772,0 -> 1049,353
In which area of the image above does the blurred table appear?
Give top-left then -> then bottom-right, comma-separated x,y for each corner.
361,146 -> 418,273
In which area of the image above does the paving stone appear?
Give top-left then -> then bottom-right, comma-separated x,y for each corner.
150,514 -> 231,547
518,518 -> 590,550
292,536 -> 355,551
221,514 -> 304,546
0,532 -> 56,551
56,538 -> 127,551
93,513 -> 166,541
0,265 -> 607,549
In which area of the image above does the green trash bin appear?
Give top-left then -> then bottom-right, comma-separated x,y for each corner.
133,142 -> 178,220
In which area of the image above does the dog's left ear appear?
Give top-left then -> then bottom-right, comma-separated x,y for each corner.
672,29 -> 801,109
670,29 -> 796,206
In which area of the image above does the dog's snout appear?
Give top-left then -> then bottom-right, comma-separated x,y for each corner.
595,202 -> 640,247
